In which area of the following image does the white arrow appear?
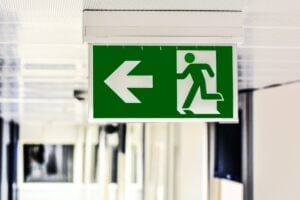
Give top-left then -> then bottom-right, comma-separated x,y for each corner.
104,60 -> 153,103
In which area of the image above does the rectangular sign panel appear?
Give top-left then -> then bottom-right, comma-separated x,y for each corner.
90,45 -> 237,121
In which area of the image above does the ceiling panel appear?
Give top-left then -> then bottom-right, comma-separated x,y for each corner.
0,0 -> 300,122
0,0 -> 83,24
0,0 -> 244,25
239,0 -> 300,89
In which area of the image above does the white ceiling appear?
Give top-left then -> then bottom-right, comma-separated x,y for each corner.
0,0 -> 300,122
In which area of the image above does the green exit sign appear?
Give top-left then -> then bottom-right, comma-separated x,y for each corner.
90,45 -> 237,121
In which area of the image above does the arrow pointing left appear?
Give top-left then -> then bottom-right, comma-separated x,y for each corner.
104,60 -> 153,103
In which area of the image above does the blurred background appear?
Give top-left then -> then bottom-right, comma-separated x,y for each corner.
1,0 -> 300,200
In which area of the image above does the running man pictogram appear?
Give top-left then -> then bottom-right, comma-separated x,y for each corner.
177,52 -> 224,114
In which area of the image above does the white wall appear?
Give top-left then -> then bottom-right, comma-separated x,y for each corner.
17,122 -> 209,200
253,82 -> 300,200
144,123 -> 172,200
210,178 -> 243,200
18,123 -> 86,200
175,123 -> 208,200
144,122 -> 208,200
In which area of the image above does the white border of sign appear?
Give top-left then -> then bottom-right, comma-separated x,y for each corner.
88,43 -> 238,123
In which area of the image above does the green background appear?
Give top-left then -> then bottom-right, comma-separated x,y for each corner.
93,45 -> 234,119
